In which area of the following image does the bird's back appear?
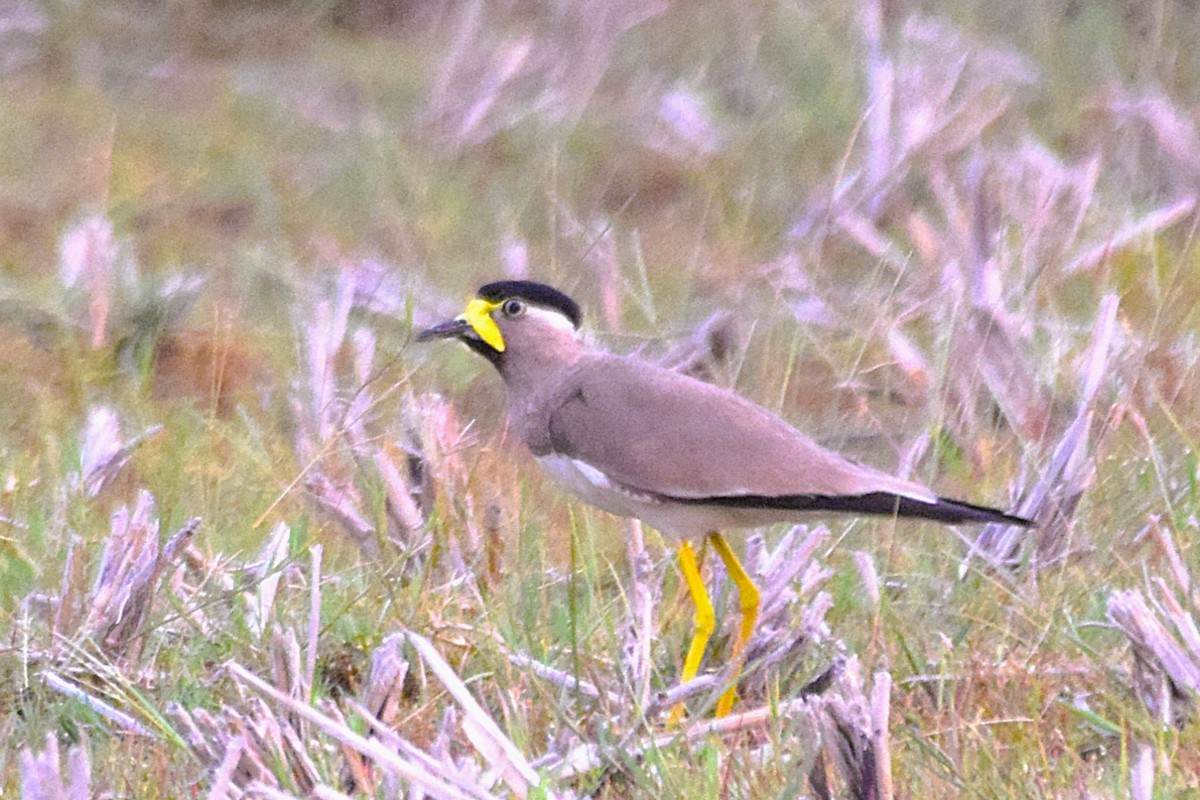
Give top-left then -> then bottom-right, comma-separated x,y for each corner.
517,353 -> 936,505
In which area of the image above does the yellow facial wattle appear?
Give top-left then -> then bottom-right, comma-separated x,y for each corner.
460,297 -> 505,352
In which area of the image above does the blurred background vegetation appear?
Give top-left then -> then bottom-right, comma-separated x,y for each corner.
3,0 -> 1200,796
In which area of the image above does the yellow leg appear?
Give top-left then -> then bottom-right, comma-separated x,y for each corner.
669,539 -> 714,724
710,532 -> 760,717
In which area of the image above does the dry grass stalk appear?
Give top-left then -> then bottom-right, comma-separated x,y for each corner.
303,472 -> 378,556
404,631 -> 543,798
359,634 -> 409,730
1150,518 -> 1192,601
406,392 -> 475,514
871,672 -> 894,800
545,658 -> 878,786
172,628 -> 532,797
288,275 -> 488,569
807,657 -> 893,800
306,544 -> 322,706
522,523 -> 836,738
793,12 -> 1033,246
244,521 -> 291,639
75,406 -> 163,499
853,550 -> 881,610
924,156 -> 1050,448
56,215 -> 207,365
620,518 -> 657,710
953,285 -> 1047,445
342,697 -> 493,799
1107,516 -> 1200,767
301,272 -> 356,444
582,525 -> 838,726
270,626 -> 310,712
208,734 -> 248,799
1063,196 -> 1197,277
19,496 -> 202,753
504,647 -> 612,705
793,8 -> 1183,517
1131,740 -> 1155,800
50,535 -> 88,643
165,542 -> 230,641
19,731 -> 91,800
545,692 -> 805,780
1107,569 -> 1196,797
75,491 -> 200,664
781,11 -> 1068,465
169,684 -> 322,795
425,0 -> 667,151
734,526 -> 835,704
1108,586 -> 1200,726
181,693 -> 321,795
345,257 -> 414,319
1102,85 -> 1200,191
643,674 -> 724,719
41,670 -> 154,738
294,278 -> 360,438
58,214 -> 117,349
223,661 -> 499,800
965,293 -> 1120,576
312,787 -> 356,800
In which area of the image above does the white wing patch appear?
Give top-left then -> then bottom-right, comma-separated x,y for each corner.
535,454 -> 660,518
894,487 -> 937,504
855,464 -> 940,505
888,482 -> 939,504
538,454 -> 611,492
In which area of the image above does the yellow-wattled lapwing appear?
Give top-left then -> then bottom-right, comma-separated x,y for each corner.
419,280 -> 1032,717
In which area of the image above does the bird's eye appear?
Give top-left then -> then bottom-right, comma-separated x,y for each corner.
501,299 -> 526,318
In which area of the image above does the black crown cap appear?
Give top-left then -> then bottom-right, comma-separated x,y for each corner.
478,281 -> 583,329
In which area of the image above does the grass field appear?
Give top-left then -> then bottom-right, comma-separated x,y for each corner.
4,0 -> 1200,796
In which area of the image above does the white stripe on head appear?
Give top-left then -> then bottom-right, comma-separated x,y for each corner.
527,304 -> 579,335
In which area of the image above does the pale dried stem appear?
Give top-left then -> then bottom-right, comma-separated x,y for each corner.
965,293 -> 1121,576
226,661 -> 498,800
505,650 -> 613,703
20,730 -> 91,800
1063,196 -> 1196,276
306,544 -> 322,705
622,518 -> 655,711
550,656 -> 889,791
1131,742 -> 1155,800
41,671 -> 153,737
404,631 -> 542,798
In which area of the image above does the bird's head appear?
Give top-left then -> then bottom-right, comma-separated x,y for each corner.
417,281 -> 584,372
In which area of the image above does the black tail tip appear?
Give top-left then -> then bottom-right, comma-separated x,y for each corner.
932,497 -> 1035,527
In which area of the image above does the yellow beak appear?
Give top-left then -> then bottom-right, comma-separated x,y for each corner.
461,297 -> 505,352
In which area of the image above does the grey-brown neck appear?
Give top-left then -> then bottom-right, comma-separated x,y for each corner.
494,317 -> 585,396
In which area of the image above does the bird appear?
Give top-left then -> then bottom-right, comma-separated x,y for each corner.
418,280 -> 1033,717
